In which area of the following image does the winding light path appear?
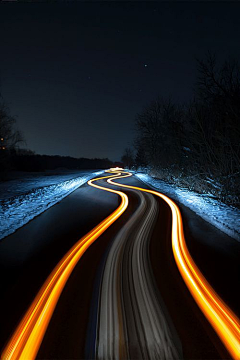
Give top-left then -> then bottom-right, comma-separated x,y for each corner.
1,169 -> 239,360
107,171 -> 240,360
93,189 -> 181,359
1,171 -> 130,360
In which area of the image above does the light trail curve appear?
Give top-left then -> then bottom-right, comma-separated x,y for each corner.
2,169 -> 239,360
1,171 -> 131,360
107,171 -> 240,360
92,188 -> 182,359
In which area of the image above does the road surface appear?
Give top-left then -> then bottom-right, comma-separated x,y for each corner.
0,170 -> 239,360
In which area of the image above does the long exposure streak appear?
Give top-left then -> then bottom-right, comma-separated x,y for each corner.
2,169 -> 239,360
107,171 -> 240,360
1,171 -> 130,360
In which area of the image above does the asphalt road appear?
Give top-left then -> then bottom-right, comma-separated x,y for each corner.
0,172 -> 239,359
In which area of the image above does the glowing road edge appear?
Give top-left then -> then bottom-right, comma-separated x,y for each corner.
107,170 -> 240,360
2,169 -> 239,360
1,171 -> 131,360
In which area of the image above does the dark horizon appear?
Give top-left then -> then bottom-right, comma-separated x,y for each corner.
1,3 -> 240,359
0,2 -> 239,161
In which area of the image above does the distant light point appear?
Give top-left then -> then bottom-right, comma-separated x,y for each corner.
144,64 -> 148,67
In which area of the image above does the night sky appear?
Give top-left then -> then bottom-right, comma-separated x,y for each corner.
0,2 -> 239,161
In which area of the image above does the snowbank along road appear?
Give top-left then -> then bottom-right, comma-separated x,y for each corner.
1,169 -> 239,360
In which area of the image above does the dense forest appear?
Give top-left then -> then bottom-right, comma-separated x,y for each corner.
122,54 -> 240,207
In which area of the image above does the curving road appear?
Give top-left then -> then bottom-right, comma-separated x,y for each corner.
91,189 -> 181,359
1,169 -> 239,360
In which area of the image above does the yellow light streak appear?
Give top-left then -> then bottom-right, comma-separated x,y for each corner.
107,171 -> 240,360
1,172 -> 131,360
2,169 -> 239,360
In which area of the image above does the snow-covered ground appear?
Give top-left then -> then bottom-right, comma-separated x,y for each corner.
135,172 -> 240,242
1,169 -> 239,242
0,170 -> 103,240
0,170 -> 94,201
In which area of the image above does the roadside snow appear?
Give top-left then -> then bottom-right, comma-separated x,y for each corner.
0,170 -> 94,201
0,170 -> 103,240
135,172 -> 240,242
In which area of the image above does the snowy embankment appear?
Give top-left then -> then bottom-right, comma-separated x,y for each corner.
0,170 -> 103,240
135,173 -> 240,242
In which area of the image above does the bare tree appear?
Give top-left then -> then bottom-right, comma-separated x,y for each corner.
134,143 -> 147,169
197,56 -> 239,167
131,54 -> 240,205
0,101 -> 24,152
0,96 -> 24,174
121,147 -> 134,169
135,97 -> 184,170
185,53 -> 240,202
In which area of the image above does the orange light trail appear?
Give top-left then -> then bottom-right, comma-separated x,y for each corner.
107,171 -> 240,360
2,169 -> 239,360
1,171 -> 130,360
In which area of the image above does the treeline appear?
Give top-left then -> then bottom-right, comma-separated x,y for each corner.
10,153 -> 113,172
0,95 -> 118,176
125,54 -> 240,207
